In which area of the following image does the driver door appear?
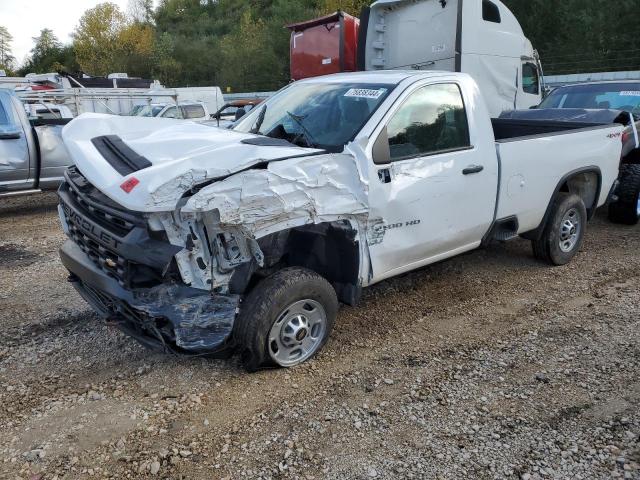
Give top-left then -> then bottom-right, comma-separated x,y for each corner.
367,81 -> 497,281
0,93 -> 30,188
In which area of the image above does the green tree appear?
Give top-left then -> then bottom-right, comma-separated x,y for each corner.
219,10 -> 282,91
321,0 -> 371,16
503,0 -> 640,75
73,2 -> 156,77
128,0 -> 155,24
152,32 -> 182,86
73,2 -> 128,75
21,29 -> 62,73
0,26 -> 16,73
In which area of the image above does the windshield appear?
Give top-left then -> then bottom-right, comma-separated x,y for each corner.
233,82 -> 394,151
539,83 -> 640,114
133,105 -> 165,117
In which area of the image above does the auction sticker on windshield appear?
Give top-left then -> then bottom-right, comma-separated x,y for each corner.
620,91 -> 640,97
344,88 -> 387,99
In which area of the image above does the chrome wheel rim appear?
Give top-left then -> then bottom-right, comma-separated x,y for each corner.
268,299 -> 327,367
636,197 -> 640,217
559,208 -> 581,253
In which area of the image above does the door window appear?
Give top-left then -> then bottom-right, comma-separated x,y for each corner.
0,100 -> 8,125
482,0 -> 501,23
182,104 -> 205,119
522,63 -> 540,95
161,106 -> 178,118
386,83 -> 471,161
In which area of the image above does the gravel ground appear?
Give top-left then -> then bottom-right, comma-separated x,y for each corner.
1,192 -> 639,480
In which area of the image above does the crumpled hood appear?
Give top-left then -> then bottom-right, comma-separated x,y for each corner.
62,113 -> 322,212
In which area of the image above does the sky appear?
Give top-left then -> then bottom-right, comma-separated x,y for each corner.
0,0 -> 140,67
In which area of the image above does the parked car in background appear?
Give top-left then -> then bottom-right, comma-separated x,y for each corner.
130,101 -> 210,121
0,90 -> 72,197
58,71 -> 623,371
503,81 -> 640,224
209,99 -> 264,128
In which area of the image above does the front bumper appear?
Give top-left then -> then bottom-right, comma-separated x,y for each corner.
60,239 -> 240,354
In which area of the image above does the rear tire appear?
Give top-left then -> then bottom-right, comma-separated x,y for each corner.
608,164 -> 640,225
233,267 -> 338,372
532,193 -> 587,266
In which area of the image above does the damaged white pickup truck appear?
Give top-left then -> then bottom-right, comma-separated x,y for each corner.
58,71 -> 624,371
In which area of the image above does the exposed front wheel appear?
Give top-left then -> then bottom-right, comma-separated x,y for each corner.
532,193 -> 587,266
608,164 -> 640,225
234,267 -> 338,372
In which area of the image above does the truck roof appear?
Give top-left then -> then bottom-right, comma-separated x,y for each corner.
296,70 -> 458,85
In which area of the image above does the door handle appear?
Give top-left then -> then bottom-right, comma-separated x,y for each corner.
0,131 -> 21,140
463,165 -> 484,175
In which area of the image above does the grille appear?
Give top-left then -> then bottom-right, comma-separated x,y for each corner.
82,282 -> 145,323
66,221 -> 130,286
61,167 -> 142,287
65,167 -> 141,236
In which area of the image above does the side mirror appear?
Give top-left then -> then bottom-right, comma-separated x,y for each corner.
372,126 -> 391,165
235,108 -> 247,121
0,126 -> 21,140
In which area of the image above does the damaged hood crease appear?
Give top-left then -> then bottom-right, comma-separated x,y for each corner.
62,113 -> 325,211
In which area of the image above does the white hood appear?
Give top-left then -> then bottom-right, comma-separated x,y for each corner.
62,113 -> 323,212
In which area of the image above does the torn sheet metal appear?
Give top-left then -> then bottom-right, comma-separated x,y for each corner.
182,152 -> 369,239
131,284 -> 240,352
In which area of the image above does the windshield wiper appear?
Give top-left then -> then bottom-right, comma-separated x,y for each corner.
286,111 -> 317,148
250,104 -> 267,134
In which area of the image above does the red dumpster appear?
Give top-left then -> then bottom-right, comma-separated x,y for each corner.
286,11 -> 360,81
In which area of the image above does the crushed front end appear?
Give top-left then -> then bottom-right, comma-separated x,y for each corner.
58,167 -> 243,354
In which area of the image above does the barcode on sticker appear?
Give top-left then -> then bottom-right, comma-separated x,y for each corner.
620,91 -> 640,97
344,88 -> 386,99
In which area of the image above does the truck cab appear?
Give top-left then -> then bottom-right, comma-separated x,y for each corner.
359,0 -> 543,116
0,89 -> 71,196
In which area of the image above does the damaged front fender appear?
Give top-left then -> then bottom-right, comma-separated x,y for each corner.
132,284 -> 240,352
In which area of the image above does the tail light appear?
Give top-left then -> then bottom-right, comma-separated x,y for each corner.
622,131 -> 630,145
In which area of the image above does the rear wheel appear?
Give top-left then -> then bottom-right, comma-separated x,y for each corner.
234,267 -> 338,372
608,164 -> 640,225
532,193 -> 587,266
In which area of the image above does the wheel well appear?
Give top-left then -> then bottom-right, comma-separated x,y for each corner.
521,168 -> 601,241
622,148 -> 640,166
251,221 -> 362,305
558,170 -> 601,219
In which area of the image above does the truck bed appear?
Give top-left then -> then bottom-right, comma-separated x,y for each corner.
491,118 -> 604,142
494,123 -> 623,234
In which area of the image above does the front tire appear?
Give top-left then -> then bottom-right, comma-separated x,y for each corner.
608,164 -> 640,225
234,267 -> 338,372
532,193 -> 587,266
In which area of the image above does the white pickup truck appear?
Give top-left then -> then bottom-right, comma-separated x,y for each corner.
58,71 -> 623,371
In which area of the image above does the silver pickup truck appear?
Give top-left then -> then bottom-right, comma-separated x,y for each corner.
0,89 -> 72,197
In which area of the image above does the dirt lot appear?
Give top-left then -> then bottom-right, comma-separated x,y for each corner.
1,193 -> 639,480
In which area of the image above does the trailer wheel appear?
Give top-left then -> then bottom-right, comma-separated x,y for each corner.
608,164 -> 640,225
532,193 -> 587,266
234,267 -> 338,372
